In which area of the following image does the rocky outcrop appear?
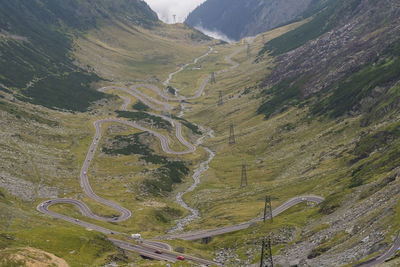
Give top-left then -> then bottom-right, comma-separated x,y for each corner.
274,176 -> 400,266
0,172 -> 59,201
0,171 -> 35,201
263,0 -> 400,97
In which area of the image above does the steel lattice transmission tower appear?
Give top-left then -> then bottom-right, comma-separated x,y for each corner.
263,195 -> 273,223
218,91 -> 223,106
241,164 -> 248,188
260,236 -> 274,267
229,123 -> 236,145
173,15 -> 176,24
211,72 -> 216,84
247,43 -> 251,57
259,196 -> 274,267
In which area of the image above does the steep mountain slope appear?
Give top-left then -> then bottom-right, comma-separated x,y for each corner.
0,0 -> 158,111
175,0 -> 400,266
185,0 -> 313,40
1,0 -> 399,266
0,1 -> 215,266
258,0 -> 400,121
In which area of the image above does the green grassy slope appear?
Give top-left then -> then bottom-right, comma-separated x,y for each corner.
177,8 -> 399,264
0,0 -> 398,266
0,0 -> 157,111
0,1 -> 215,265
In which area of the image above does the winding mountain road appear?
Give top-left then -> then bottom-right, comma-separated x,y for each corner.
37,44 -> 248,264
357,232 -> 400,266
35,36 -> 398,266
162,196 -> 324,241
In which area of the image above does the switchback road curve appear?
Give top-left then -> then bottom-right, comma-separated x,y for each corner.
36,43 -> 248,264
36,37 -> 398,265
161,196 -> 324,241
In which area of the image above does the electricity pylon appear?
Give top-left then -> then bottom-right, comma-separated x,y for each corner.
211,72 -> 216,83
260,236 -> 274,267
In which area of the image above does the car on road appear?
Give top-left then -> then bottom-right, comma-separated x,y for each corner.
301,197 -> 306,201
176,256 -> 185,260
155,250 -> 162,254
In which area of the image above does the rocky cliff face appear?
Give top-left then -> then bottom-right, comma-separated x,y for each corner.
258,0 -> 400,119
185,0 -> 313,41
253,1 -> 400,265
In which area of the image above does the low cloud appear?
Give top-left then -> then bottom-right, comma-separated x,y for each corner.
194,25 -> 234,43
144,0 -> 206,23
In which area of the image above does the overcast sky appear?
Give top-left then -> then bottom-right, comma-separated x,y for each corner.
144,0 -> 206,23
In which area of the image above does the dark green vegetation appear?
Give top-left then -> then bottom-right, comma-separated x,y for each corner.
172,115 -> 202,135
257,76 -> 306,118
132,101 -> 149,111
116,111 -> 171,128
349,123 -> 400,188
0,0 -> 157,111
319,191 -> 347,215
353,122 -> 400,161
312,54 -> 400,118
0,100 -> 58,126
24,72 -> 104,111
103,133 -> 189,195
154,207 -> 184,223
167,86 -> 176,95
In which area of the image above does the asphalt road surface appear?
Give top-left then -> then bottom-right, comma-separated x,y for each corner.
357,232 -> 400,266
161,196 -> 324,241
37,43 -> 247,264
36,36 -> 399,265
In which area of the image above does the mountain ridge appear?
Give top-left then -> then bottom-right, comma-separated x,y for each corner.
186,0 -> 314,40
0,0 -> 158,111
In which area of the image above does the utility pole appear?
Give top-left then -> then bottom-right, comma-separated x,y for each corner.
173,14 -> 176,24
211,72 -> 216,84
229,123 -> 236,145
262,34 -> 265,43
263,196 -> 273,223
247,43 -> 251,57
218,91 -> 223,106
260,236 -> 274,267
241,164 -> 248,188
